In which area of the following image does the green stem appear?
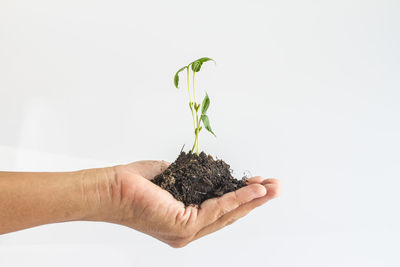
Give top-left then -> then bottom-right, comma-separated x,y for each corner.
196,115 -> 202,155
191,132 -> 198,153
192,71 -> 200,155
186,67 -> 191,102
192,71 -> 197,104
187,67 -> 196,131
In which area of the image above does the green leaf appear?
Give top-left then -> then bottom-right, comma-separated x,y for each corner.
190,57 -> 215,72
191,61 -> 202,72
174,66 -> 187,88
201,114 -> 216,137
201,92 -> 210,115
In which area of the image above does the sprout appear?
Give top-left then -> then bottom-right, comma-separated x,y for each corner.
173,57 -> 216,155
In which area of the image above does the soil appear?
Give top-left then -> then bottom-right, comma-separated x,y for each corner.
152,151 -> 247,206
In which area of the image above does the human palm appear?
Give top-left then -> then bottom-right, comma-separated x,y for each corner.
109,160 -> 281,248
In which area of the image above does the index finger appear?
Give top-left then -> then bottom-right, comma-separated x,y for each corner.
197,183 -> 266,228
192,180 -> 281,241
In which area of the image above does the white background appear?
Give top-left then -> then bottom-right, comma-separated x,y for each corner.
1,0 -> 399,266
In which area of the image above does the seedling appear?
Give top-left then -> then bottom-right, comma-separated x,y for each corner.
154,57 -> 248,206
174,57 -> 216,155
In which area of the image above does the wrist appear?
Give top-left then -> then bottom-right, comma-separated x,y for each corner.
76,166 -> 117,222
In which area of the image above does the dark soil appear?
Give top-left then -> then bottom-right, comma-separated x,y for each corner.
152,151 -> 247,206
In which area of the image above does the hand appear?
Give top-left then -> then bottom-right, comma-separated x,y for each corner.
99,160 -> 281,248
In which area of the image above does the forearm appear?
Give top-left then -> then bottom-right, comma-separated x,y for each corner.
0,168 -> 112,235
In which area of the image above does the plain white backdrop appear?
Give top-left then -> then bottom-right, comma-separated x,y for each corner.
1,0 -> 399,266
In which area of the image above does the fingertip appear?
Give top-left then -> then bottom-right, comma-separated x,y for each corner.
265,182 -> 282,199
245,183 -> 267,199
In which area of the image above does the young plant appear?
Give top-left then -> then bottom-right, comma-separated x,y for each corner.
174,57 -> 216,155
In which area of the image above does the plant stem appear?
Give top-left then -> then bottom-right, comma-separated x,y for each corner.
191,133 -> 198,153
192,71 -> 197,104
196,134 -> 199,155
192,71 -> 200,155
187,67 -> 196,131
186,67 -> 191,102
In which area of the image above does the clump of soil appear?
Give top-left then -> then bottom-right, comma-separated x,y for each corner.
152,151 -> 247,206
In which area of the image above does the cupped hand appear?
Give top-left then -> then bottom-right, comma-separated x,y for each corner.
104,160 -> 281,248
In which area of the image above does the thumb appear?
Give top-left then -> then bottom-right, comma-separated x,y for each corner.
128,160 -> 170,180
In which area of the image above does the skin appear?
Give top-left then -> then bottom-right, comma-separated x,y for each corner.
0,160 -> 281,248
